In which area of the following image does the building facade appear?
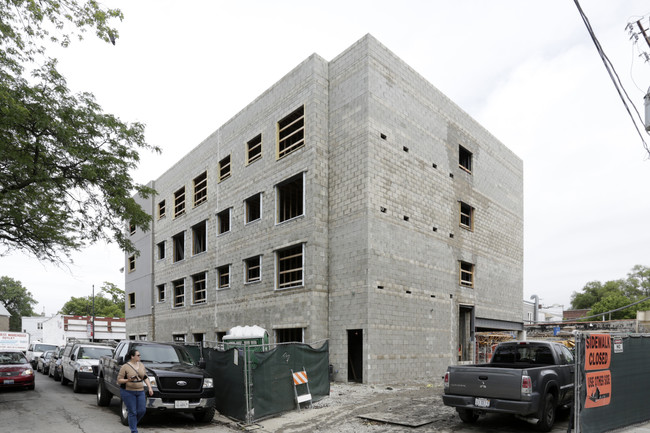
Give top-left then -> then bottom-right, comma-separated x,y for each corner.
125,35 -> 524,383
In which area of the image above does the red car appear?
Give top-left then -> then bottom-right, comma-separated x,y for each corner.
0,350 -> 35,390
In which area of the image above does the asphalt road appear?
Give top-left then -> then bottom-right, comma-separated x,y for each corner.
0,372 -> 231,432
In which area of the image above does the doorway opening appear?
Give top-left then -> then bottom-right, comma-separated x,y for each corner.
458,306 -> 475,362
347,329 -> 363,383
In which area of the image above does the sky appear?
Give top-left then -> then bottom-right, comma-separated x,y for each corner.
2,0 -> 650,316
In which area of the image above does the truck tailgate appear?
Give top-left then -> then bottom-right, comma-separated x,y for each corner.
447,366 -> 523,400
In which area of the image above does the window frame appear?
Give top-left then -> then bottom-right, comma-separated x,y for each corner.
128,292 -> 135,309
459,201 -> 474,231
219,155 -> 231,182
276,244 -> 304,290
157,241 -> 166,260
275,328 -> 304,343
459,261 -> 475,288
217,209 -> 231,235
246,134 -> 262,165
244,256 -> 262,284
174,187 -> 186,218
193,171 -> 208,207
173,279 -> 185,308
192,272 -> 207,305
459,145 -> 473,173
277,106 -> 305,159
245,193 -> 262,224
217,265 -> 230,290
172,231 -> 185,263
158,200 -> 166,219
128,255 -> 136,273
192,220 -> 207,255
156,284 -> 166,303
276,172 -> 304,224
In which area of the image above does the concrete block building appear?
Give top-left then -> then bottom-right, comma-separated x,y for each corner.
125,35 -> 523,384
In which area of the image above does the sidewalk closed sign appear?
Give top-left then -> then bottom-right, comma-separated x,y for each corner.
585,334 -> 612,409
585,334 -> 610,370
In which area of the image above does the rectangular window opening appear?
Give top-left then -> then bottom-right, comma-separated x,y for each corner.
192,272 -> 207,305
277,106 -> 304,159
173,232 -> 185,262
277,244 -> 303,289
128,292 -> 135,309
128,255 -> 135,272
217,209 -> 230,234
460,261 -> 474,288
219,155 -> 231,181
158,200 -> 166,219
459,145 -> 473,173
460,202 -> 474,231
277,173 -> 304,223
247,134 -> 262,164
157,284 -> 165,302
157,241 -> 166,260
173,279 -> 185,307
276,328 -> 304,343
193,171 -> 208,207
174,187 -> 186,217
192,220 -> 207,255
217,265 -> 230,289
245,256 -> 261,283
245,193 -> 262,223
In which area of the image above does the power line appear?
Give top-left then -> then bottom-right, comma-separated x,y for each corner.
574,0 -> 650,156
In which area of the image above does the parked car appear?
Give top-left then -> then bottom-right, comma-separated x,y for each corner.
25,343 -> 58,368
442,340 -> 574,432
37,349 -> 55,374
49,346 -> 65,381
0,349 -> 35,390
61,342 -> 114,392
97,340 -> 216,425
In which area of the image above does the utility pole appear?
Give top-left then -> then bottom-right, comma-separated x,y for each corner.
627,17 -> 650,131
92,284 -> 95,342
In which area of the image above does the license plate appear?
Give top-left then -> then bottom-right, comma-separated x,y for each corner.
174,400 -> 189,409
475,397 -> 490,408
3,380 -> 14,385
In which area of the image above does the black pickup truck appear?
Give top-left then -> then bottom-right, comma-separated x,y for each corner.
96,340 -> 216,425
442,340 -> 574,432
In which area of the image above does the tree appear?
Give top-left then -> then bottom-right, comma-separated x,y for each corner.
0,0 -> 159,264
0,276 -> 37,331
60,282 -> 124,318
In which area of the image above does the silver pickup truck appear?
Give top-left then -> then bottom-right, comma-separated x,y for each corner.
442,340 -> 574,432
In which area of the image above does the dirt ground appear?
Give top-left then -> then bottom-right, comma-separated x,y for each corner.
214,381 -> 461,433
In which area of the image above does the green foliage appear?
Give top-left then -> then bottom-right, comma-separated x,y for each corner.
60,281 -> 124,317
569,265 -> 650,319
0,276 -> 37,331
0,0 -> 159,263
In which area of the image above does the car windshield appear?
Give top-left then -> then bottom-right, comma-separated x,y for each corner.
77,347 -> 113,359
35,344 -> 57,352
136,345 -> 194,365
0,352 -> 27,364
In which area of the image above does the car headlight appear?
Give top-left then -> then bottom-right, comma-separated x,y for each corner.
20,368 -> 34,376
79,365 -> 93,373
148,377 -> 157,388
203,378 -> 213,388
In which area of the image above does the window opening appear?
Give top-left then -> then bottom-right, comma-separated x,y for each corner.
277,106 -> 304,159
174,187 -> 186,217
460,202 -> 474,230
128,293 -> 135,309
173,334 -> 186,343
217,209 -> 230,234
193,171 -> 207,206
247,134 -> 262,164
192,221 -> 207,255
245,193 -> 261,223
173,232 -> 185,262
158,200 -> 166,219
219,155 -> 231,181
192,272 -> 207,304
128,255 -> 135,272
129,222 -> 136,236
217,265 -> 230,289
157,241 -> 165,260
245,256 -> 261,283
157,284 -> 165,302
276,328 -> 303,343
173,279 -> 185,307
459,145 -> 472,173
460,261 -> 474,288
277,244 -> 303,289
277,173 -> 304,223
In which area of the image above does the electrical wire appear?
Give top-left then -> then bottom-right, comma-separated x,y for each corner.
574,0 -> 650,155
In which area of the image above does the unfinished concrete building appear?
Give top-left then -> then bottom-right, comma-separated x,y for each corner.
125,34 -> 524,384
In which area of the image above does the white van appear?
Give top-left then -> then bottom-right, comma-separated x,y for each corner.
25,342 -> 58,368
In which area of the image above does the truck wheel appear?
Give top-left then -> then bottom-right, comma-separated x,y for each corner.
96,377 -> 112,406
193,406 -> 216,423
72,374 -> 81,393
120,400 -> 129,426
536,393 -> 556,432
458,409 -> 479,423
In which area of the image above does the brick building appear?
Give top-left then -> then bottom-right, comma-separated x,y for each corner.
125,35 -> 524,383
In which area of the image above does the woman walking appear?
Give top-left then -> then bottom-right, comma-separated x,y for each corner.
117,349 -> 154,433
